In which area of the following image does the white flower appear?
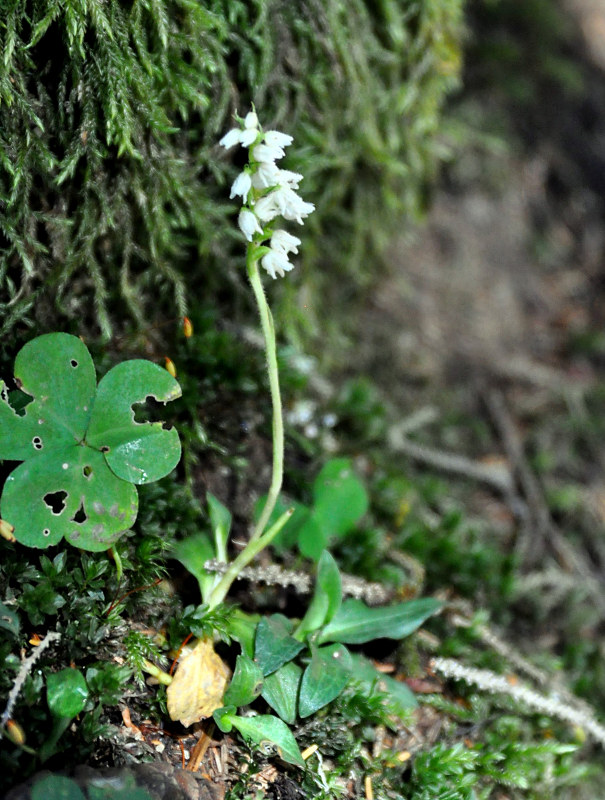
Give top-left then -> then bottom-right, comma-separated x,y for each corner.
244,110 -> 259,130
277,169 -> 303,189
251,161 -> 280,190
263,130 -> 293,148
253,143 -> 285,163
238,208 -> 263,241
271,229 -> 301,255
219,128 -> 243,149
261,248 -> 294,280
270,186 -> 315,224
240,127 -> 259,147
230,171 -> 252,202
254,192 -> 281,223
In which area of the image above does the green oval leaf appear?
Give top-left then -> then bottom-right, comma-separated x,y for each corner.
261,661 -> 303,724
255,615 -> 304,676
87,360 -> 182,484
296,512 -> 326,561
312,458 -> 369,538
47,668 -> 89,718
223,653 -> 264,707
318,597 -> 442,645
230,713 -> 305,767
298,644 -> 352,718
348,653 -> 418,712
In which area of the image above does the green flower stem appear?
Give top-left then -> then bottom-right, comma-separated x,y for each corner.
245,247 -> 284,544
208,507 -> 293,609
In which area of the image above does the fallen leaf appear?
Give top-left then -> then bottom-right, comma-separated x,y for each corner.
167,638 -> 231,727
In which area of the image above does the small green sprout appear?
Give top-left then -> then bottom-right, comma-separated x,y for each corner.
0,333 -> 181,551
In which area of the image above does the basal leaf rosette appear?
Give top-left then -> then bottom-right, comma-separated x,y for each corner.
0,333 -> 182,551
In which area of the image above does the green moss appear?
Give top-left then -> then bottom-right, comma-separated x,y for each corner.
0,0 -> 464,342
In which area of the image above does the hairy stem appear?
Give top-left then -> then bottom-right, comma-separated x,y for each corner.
246,248 -> 284,542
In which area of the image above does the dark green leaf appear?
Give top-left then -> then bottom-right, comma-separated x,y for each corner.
348,653 -> 418,712
298,644 -> 352,718
261,661 -> 303,724
224,653 -> 264,707
47,668 -> 89,718
230,714 -> 305,767
318,597 -> 442,645
255,615 -> 304,676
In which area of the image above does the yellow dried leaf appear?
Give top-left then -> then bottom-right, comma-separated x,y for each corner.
167,638 -> 231,727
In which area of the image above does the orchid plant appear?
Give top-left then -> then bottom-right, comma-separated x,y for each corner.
201,110 -> 316,610
166,111 -> 441,766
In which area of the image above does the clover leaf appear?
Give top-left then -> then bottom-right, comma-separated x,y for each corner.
0,333 -> 182,551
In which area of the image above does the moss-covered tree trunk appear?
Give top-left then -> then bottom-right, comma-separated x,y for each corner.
0,0 -> 463,343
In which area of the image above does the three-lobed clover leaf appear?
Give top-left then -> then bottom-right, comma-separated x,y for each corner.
0,333 -> 182,551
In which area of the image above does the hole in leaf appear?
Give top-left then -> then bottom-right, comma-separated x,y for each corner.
100,446 -> 110,453
72,503 -> 87,524
133,395 -> 165,424
83,465 -> 93,478
32,436 -> 43,450
70,359 -> 78,368
43,491 -> 68,515
42,528 -> 51,537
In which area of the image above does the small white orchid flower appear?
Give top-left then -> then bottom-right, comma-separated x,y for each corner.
238,208 -> 263,241
261,248 -> 294,280
277,169 -> 303,189
219,128 -> 243,149
251,161 -> 280,189
254,192 -> 281,223
230,171 -> 252,202
270,186 -> 315,224
239,128 -> 260,147
263,130 -> 293,148
253,143 -> 285,163
271,229 -> 301,255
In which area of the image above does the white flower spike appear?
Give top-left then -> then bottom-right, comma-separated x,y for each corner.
221,109 -> 314,277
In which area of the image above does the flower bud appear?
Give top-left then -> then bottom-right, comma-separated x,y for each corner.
238,208 -> 263,241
